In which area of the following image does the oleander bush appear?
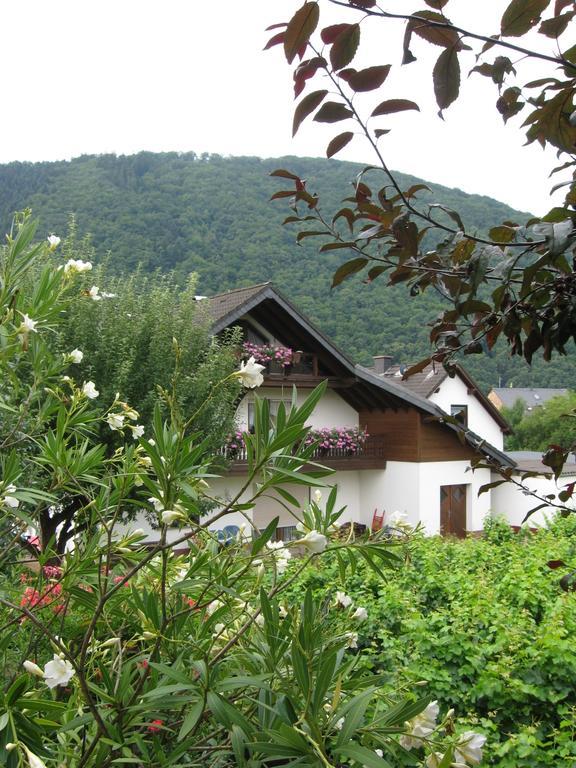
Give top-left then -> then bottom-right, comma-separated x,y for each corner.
286,517 -> 576,767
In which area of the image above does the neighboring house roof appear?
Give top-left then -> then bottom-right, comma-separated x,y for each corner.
507,451 -> 576,477
207,282 -> 515,468
490,387 -> 569,410
371,361 -> 512,435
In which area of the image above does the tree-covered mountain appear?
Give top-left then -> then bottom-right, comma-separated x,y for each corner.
1,151 -> 573,391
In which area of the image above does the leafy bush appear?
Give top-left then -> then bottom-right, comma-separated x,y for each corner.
287,526 -> 576,767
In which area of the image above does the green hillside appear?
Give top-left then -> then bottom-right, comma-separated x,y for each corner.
1,151 -> 573,391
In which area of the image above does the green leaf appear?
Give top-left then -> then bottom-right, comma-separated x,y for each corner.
314,102 -> 354,123
284,2 -> 319,64
330,23 -> 360,70
433,46 -> 460,115
326,131 -> 354,158
293,90 -> 328,136
251,516 -> 279,555
371,99 -> 420,116
501,0 -> 551,36
338,744 -> 393,767
178,701 -> 204,740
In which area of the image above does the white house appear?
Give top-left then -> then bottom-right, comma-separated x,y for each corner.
202,283 -> 517,539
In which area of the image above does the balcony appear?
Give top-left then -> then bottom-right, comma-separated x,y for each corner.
220,435 -> 387,474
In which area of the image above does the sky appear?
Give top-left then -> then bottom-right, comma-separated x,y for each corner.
1,0 -> 568,215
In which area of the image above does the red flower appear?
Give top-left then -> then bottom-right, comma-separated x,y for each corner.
147,719 -> 163,733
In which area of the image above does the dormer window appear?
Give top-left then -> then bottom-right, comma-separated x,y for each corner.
450,404 -> 468,427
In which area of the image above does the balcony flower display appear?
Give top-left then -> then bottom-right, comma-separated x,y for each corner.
304,426 -> 369,455
242,341 -> 293,367
223,430 -> 246,459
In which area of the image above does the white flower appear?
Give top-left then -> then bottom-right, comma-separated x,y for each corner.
335,717 -> 345,730
213,622 -> 226,637
235,356 -> 265,388
279,605 -> 288,618
47,234 -> 61,249
352,606 -> 368,622
43,654 -> 75,689
375,749 -> 384,758
255,613 -> 265,627
100,637 -> 121,648
22,745 -> 49,768
88,285 -> 102,301
68,348 -> 83,363
425,753 -> 444,768
107,413 -> 125,431
148,497 -> 164,512
388,510 -> 409,527
161,509 -> 184,525
345,632 -> 358,649
399,700 -> 439,750
82,381 -> 99,399
19,314 -> 38,333
23,659 -> 44,677
453,731 -> 487,766
2,483 -> 19,508
131,424 -> 145,439
313,489 -> 322,503
298,530 -> 328,554
335,591 -> 352,609
64,258 -> 92,274
206,600 -> 222,616
101,290 -> 117,299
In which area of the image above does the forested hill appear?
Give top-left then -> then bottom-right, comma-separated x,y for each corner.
1,151 -> 573,391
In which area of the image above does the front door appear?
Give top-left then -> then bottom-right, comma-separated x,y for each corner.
440,484 -> 467,538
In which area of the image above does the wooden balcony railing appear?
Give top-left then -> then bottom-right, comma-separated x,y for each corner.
219,435 -> 387,470
264,352 -> 320,378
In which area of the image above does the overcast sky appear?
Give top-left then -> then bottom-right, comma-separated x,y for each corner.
1,1 -> 568,215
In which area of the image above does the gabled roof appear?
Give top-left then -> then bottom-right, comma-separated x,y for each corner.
373,361 -> 511,435
208,283 -> 514,468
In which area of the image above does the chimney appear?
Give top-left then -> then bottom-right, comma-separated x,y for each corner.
372,355 -> 393,374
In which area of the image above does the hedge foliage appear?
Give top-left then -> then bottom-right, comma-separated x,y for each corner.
287,516 -> 576,767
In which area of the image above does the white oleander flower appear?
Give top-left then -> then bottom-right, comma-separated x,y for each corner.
43,654 -> 75,689
19,314 -> 38,333
453,731 -> 487,766
88,285 -> 102,301
399,701 -> 439,750
47,234 -> 61,249
2,484 -> 19,508
279,605 -> 288,618
375,749 -> 384,758
335,717 -> 345,730
131,424 -> 145,439
100,637 -> 121,648
313,489 -> 322,503
82,381 -> 99,399
345,632 -> 358,649
68,348 -> 83,363
298,529 -> 328,553
22,745 -> 49,768
23,660 -> 44,677
161,509 -> 184,525
352,606 -> 368,622
206,600 -> 222,616
64,258 -> 92,274
255,613 -> 265,627
148,497 -> 164,512
335,591 -> 352,609
235,356 -> 265,388
107,413 -> 125,431
213,622 -> 226,637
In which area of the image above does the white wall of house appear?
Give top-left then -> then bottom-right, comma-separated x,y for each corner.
236,387 -> 358,431
358,464 -> 420,529
429,376 -> 504,450
490,472 -> 573,527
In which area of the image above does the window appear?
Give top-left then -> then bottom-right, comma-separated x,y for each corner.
248,399 -> 291,432
450,404 -> 468,427
276,525 -> 299,542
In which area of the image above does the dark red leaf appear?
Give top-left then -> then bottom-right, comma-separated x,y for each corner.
265,22 -> 287,31
332,257 -> 368,287
326,131 -> 354,157
501,0 -> 551,37
424,0 -> 449,7
321,23 -> 352,44
403,357 -> 433,379
313,101 -> 354,123
284,2 -> 319,64
371,99 -> 420,116
293,57 -> 327,97
347,65 -> 392,92
374,128 -> 391,137
411,9 -> 466,49
263,32 -> 285,51
330,23 -> 361,70
433,46 -> 460,115
337,68 -> 357,83
539,11 -> 574,37
292,89 -> 328,136
270,169 -> 302,181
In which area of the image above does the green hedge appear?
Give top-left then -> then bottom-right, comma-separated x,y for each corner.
287,516 -> 576,766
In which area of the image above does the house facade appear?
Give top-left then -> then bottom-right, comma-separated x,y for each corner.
204,283 -> 516,539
